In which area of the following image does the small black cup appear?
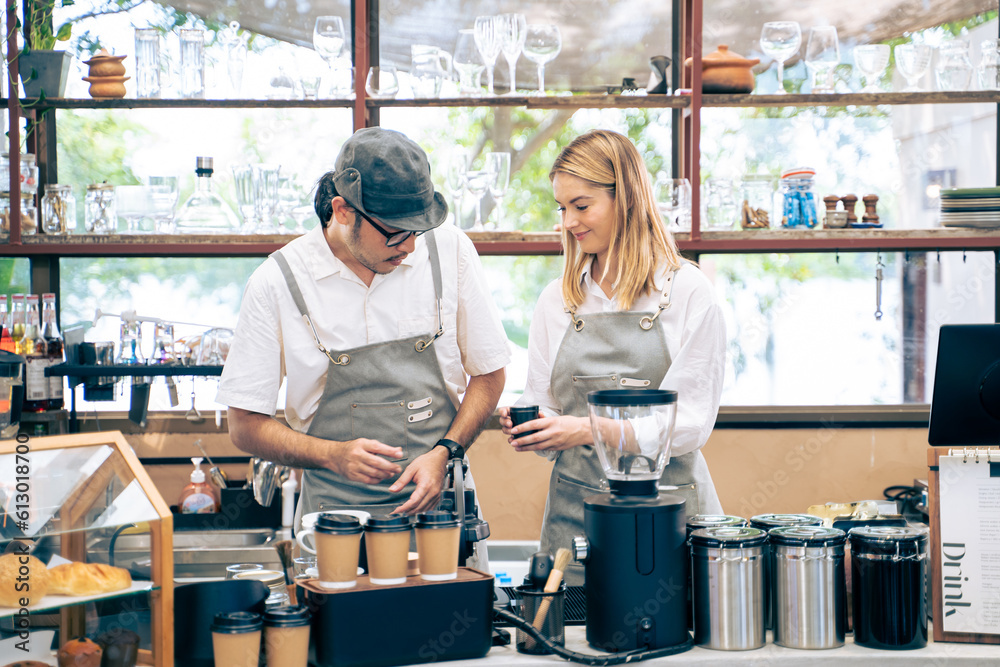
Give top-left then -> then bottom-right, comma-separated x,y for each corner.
509,406 -> 540,439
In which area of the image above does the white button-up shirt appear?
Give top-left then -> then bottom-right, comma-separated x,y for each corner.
519,261 -> 725,458
217,224 -> 511,432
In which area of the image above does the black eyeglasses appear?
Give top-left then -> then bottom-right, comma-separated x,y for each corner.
354,209 -> 425,248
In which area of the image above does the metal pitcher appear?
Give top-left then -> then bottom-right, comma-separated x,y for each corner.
249,457 -> 290,507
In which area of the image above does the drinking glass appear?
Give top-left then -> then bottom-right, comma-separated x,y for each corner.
464,169 -> 489,231
454,29 -> 486,95
759,22 -> 801,95
654,175 -> 692,233
979,39 -> 1000,90
895,43 -> 932,92
116,185 -> 153,233
365,66 -> 399,98
474,15 -> 503,95
178,28 -> 206,99
853,45 -> 890,93
523,24 -> 562,95
134,28 -> 161,99
253,163 -> 281,233
935,40 -> 972,92
231,165 -> 257,233
218,21 -> 246,98
486,151 -> 511,229
148,175 -> 178,233
277,175 -> 301,233
498,13 -> 527,94
446,150 -> 468,226
804,26 -> 840,93
703,178 -> 738,231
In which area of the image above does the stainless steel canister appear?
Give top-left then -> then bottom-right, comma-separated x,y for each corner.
690,526 -> 767,650
770,525 -> 847,649
685,515 -> 748,629
750,513 -> 824,630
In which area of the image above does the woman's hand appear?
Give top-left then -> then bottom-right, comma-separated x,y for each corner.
498,406 -> 515,436
508,413 -> 592,454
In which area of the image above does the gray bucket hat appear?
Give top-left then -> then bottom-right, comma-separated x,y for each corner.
332,127 -> 449,232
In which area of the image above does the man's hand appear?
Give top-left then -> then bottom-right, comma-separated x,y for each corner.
389,446 -> 449,515
328,438 -> 404,485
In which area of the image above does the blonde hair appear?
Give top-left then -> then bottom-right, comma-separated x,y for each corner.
549,129 -> 682,311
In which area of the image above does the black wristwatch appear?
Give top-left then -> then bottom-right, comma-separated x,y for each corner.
433,438 -> 465,460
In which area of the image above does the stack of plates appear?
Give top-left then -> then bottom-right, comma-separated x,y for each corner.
940,187 -> 1000,228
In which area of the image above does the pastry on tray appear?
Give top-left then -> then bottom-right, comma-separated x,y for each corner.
48,562 -> 131,597
56,637 -> 103,667
0,553 -> 50,607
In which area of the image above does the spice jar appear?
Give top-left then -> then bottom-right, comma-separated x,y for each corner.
86,183 -> 117,233
779,168 -> 818,229
0,153 -> 38,196
740,175 -> 773,229
42,184 -> 76,234
0,195 -> 39,235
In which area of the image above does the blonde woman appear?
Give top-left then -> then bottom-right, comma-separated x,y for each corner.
500,129 -> 725,585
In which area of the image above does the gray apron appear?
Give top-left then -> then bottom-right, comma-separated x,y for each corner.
541,268 -> 701,586
272,232 -> 457,524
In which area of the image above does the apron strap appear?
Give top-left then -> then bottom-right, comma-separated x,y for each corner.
566,264 -> 682,332
415,231 -> 445,352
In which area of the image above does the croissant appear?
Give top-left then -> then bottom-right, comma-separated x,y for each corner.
48,562 -> 131,597
0,552 -> 50,607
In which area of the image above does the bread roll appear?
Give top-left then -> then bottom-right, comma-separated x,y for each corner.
56,637 -> 102,667
48,562 -> 131,597
0,552 -> 50,607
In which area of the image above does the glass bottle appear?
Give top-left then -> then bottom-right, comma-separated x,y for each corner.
42,184 -> 76,235
10,294 -> 26,355
0,296 -> 12,353
23,294 -> 49,411
42,293 -> 64,410
175,157 -> 240,234
116,319 -> 145,365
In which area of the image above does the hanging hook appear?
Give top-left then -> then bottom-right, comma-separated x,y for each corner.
963,250 -> 967,263
835,250 -> 840,264
936,249 -> 941,264
874,253 -> 885,321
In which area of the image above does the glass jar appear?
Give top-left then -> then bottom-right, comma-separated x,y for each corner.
978,39 -> 1000,90
0,195 -> 41,235
42,184 -> 76,235
935,41 -> 972,92
703,178 -> 738,231
0,153 -> 38,196
86,184 -> 117,233
779,168 -> 818,228
740,175 -> 774,229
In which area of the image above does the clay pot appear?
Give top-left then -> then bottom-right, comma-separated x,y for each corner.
684,45 -> 760,94
84,50 -> 127,77
84,75 -> 129,99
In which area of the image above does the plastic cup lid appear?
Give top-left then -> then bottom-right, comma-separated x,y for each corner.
263,605 -> 311,627
315,513 -> 364,534
211,611 -> 262,634
415,510 -> 460,528
365,514 -> 413,532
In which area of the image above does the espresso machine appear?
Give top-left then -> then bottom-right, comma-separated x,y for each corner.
572,389 -> 689,652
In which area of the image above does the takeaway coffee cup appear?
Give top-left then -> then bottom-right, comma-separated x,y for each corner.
297,509 -> 370,555
509,405 -> 540,439
314,514 -> 364,589
415,510 -> 461,581
263,605 -> 311,667
365,514 -> 413,585
210,611 -> 262,667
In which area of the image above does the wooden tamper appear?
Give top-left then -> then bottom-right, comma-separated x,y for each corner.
840,194 -> 859,225
822,195 -> 840,215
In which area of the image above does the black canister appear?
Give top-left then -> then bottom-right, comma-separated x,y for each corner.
690,526 -> 767,650
848,526 -> 928,650
770,526 -> 847,649
685,515 -> 747,629
750,513 -> 824,630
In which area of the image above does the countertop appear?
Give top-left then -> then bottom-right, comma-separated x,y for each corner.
463,627 -> 1000,665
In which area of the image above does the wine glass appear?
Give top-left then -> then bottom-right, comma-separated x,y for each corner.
231,165 -> 257,232
116,185 -> 153,233
253,163 -> 281,234
853,44 -> 890,93
486,151 -> 511,229
446,150 -> 468,226
148,175 -> 178,234
759,22 -> 801,95
464,169 -> 489,231
365,65 -> 399,98
474,15 -> 503,95
454,29 -> 486,95
498,13 -> 527,94
654,175 -> 692,233
313,16 -> 346,63
895,43 -> 932,92
804,26 -> 840,93
523,24 -> 561,95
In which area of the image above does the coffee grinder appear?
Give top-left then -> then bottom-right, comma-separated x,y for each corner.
572,389 -> 688,652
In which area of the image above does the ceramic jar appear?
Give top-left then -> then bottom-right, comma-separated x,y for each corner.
83,49 -> 129,98
685,45 -> 760,94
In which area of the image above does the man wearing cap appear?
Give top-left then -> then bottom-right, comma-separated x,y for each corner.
218,128 -> 510,527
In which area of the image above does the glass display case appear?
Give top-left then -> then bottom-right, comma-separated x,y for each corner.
0,431 -> 173,666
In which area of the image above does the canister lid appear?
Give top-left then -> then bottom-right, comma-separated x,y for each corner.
211,611 -> 262,634
750,513 -> 823,530
780,167 -> 816,180
365,513 -> 413,533
263,604 -> 311,628
848,525 -> 928,546
87,183 -> 115,191
686,514 -> 746,531
315,513 -> 363,535
587,388 -> 678,406
769,525 -> 846,547
0,350 -> 25,377
690,526 -> 767,548
415,510 -> 460,529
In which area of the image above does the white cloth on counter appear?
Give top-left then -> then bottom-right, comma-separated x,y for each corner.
217,224 -> 511,427
519,260 -> 725,468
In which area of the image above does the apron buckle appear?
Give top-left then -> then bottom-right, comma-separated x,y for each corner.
639,316 -> 654,330
334,353 -> 351,365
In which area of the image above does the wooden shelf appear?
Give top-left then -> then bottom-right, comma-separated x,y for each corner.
702,90 -> 1000,108
1,97 -> 355,110
369,93 -> 691,109
681,227 -> 1000,253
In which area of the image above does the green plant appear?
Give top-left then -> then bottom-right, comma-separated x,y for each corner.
21,0 -> 74,51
